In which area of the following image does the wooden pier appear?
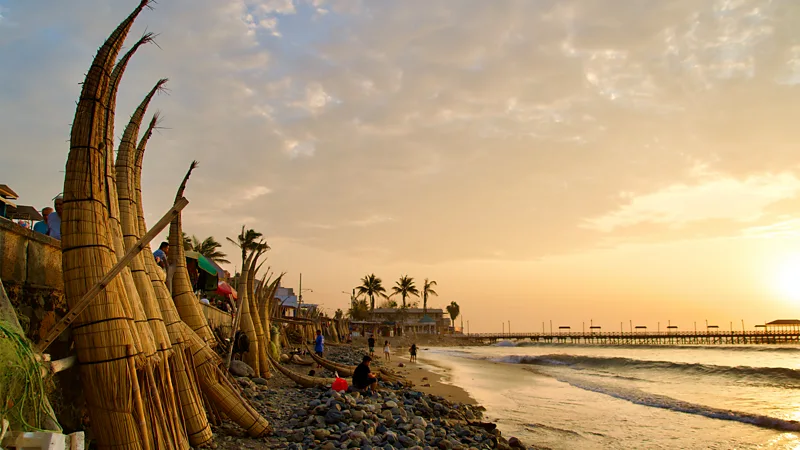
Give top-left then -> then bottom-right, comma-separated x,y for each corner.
458,330 -> 800,346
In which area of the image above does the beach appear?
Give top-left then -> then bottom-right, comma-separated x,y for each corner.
419,342 -> 800,449
212,340 -> 529,449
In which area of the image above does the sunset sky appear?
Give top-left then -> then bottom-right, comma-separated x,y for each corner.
4,0 -> 800,332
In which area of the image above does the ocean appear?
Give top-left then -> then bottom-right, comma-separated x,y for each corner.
419,343 -> 800,449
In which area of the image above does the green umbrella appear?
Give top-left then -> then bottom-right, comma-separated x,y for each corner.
185,250 -> 219,276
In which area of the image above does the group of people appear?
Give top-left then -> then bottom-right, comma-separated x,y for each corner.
27,195 -> 63,240
366,335 -> 418,363
350,335 -> 419,393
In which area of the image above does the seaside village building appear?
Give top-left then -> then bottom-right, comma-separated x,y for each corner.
354,307 -> 451,337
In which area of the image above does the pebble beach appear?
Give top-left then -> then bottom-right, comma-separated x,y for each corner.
212,341 -> 534,450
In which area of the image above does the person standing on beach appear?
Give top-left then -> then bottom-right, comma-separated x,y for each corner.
409,343 -> 417,363
368,335 -> 376,357
383,340 -> 391,362
314,330 -> 325,368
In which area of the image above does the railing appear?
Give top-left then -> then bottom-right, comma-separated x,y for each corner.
461,330 -> 800,338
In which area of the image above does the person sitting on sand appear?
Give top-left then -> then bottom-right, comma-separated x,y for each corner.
352,355 -> 378,393
368,335 -> 376,357
383,340 -> 391,362
409,343 -> 417,363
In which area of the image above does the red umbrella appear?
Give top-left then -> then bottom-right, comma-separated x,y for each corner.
216,281 -> 237,299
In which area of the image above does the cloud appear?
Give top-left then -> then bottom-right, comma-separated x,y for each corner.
5,0 -> 800,266
241,185 -> 272,201
348,215 -> 393,227
584,169 -> 800,233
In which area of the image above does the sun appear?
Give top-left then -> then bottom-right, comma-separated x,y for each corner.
774,255 -> 800,302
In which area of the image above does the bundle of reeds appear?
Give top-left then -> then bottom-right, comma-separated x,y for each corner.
258,274 -> 283,361
235,251 -> 260,374
116,82 -> 205,449
162,164 -> 271,437
245,254 -> 269,378
133,118 -> 213,447
62,2 -> 154,448
167,166 -> 215,346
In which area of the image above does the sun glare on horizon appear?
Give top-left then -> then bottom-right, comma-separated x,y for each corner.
773,255 -> 800,302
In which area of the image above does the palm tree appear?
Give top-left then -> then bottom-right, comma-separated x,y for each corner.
356,273 -> 388,311
226,226 -> 266,261
446,301 -> 460,327
379,299 -> 398,309
347,299 -> 370,321
181,231 -> 192,251
391,275 -> 419,309
334,309 -> 344,320
422,278 -> 438,316
189,235 -> 230,264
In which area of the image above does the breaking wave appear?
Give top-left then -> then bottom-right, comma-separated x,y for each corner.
553,375 -> 800,432
496,354 -> 800,387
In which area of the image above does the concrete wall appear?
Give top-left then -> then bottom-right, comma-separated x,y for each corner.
0,217 -> 62,290
0,217 -> 67,349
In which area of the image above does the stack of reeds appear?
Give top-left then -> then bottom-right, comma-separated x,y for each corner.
163,164 -> 270,437
235,251 -> 260,374
62,1 -> 271,447
258,274 -> 282,363
167,173 -> 215,346
132,116 -> 214,447
62,2 -> 156,448
245,255 -> 270,378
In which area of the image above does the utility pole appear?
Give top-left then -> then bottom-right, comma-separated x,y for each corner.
298,273 -> 302,318
741,319 -> 745,333
629,320 -> 632,333
467,320 -> 470,335
550,320 -> 553,334
502,322 -> 505,335
508,320 -> 511,335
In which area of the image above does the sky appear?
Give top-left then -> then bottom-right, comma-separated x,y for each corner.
4,0 -> 800,332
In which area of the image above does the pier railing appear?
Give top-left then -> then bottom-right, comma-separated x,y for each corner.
457,330 -> 800,345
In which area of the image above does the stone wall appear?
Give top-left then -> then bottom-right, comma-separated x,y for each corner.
0,217 -> 68,351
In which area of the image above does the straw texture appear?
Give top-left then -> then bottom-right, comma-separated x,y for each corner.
62,2 -> 151,449
115,82 -> 191,450
100,40 -> 160,364
247,254 -> 269,378
116,81 -> 171,354
235,252 -> 260,374
258,275 -> 281,346
184,325 -> 272,437
168,163 -> 215,345
134,122 -> 213,447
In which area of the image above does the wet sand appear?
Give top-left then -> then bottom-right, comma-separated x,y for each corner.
377,350 -> 476,405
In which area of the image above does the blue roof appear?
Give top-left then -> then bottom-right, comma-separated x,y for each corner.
277,295 -> 298,308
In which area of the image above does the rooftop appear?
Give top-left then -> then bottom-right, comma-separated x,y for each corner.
766,319 -> 800,325
371,308 -> 444,314
0,184 -> 19,200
